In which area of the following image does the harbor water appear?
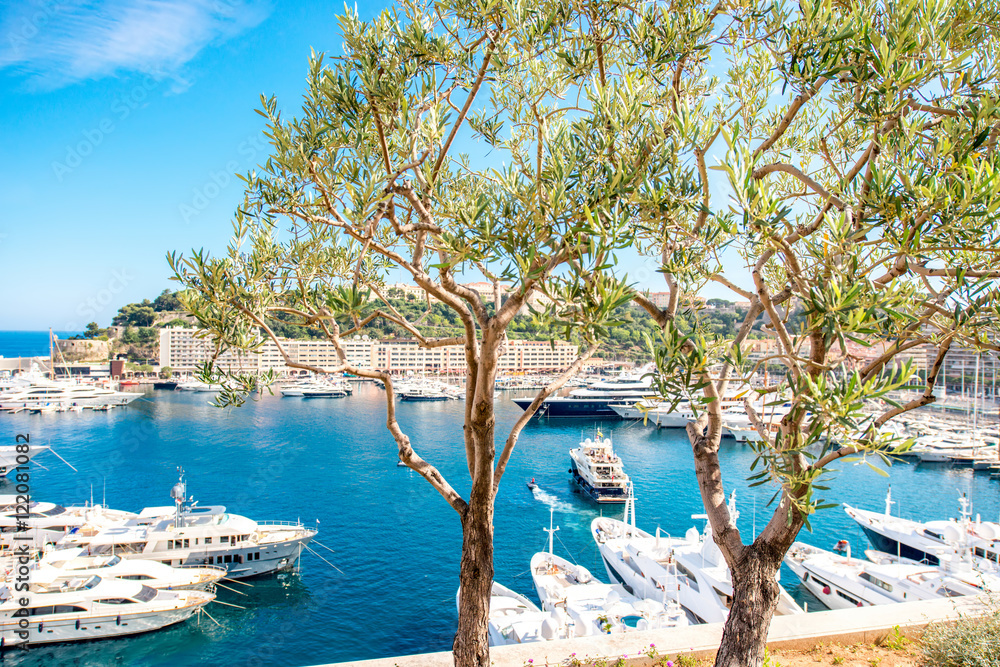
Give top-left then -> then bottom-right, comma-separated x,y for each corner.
0,380 -> 998,665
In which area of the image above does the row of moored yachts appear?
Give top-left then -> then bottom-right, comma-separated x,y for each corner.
0,367 -> 140,414
0,470 -> 316,647
480,489 -> 1000,646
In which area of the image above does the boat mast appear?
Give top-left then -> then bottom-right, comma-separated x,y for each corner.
543,507 -> 559,555
171,468 -> 187,529
972,354 -> 980,445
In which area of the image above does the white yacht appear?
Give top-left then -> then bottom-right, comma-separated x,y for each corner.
0,576 -> 213,646
610,395 -> 764,428
591,495 -> 803,624
302,384 -> 349,398
398,385 -> 457,401
458,581 -> 569,646
0,498 -> 137,550
784,540 -> 1000,610
0,444 -> 50,477
283,377 -> 353,397
845,490 -> 1000,570
0,381 -> 139,410
34,547 -> 227,591
60,471 -> 317,579
608,398 -> 666,420
530,514 -> 686,636
569,432 -> 631,503
175,380 -> 222,392
910,433 -> 995,462
279,380 -> 314,397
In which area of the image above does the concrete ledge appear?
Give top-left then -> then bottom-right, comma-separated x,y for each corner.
323,596 -> 991,667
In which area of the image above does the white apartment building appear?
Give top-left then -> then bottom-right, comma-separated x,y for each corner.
159,328 -> 578,374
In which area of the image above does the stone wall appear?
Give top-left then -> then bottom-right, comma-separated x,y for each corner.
55,339 -> 110,362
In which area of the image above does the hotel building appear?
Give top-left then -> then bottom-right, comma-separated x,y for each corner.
159,328 -> 578,375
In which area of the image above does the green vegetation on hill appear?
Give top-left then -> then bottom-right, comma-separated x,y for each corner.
72,289 -> 766,361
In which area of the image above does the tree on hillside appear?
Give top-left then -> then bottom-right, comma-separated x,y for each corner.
627,1 -> 1000,665
113,303 -> 155,327
152,289 -> 182,312
169,1 -> 671,663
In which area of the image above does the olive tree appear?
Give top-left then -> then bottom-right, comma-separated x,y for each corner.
168,0 -> 671,664
626,0 -> 1000,665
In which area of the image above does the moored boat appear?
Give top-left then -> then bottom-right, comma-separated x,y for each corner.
59,470 -> 317,579
568,432 -> 631,503
33,547 -> 227,591
784,540 -> 999,610
0,576 -> 213,646
457,581 -> 568,646
845,489 -> 1000,570
592,494 -> 803,624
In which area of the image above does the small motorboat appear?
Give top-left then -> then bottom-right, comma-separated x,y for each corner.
527,478 -> 537,490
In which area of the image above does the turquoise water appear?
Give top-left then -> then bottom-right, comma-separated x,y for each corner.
0,384 -> 998,666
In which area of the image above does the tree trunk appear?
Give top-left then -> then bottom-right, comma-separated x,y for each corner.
453,486 -> 495,666
713,543 -> 785,667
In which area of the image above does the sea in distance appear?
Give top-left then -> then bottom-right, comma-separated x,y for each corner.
1,340 -> 998,666
0,332 -> 80,360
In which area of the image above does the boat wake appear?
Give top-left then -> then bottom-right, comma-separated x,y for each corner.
530,486 -> 575,513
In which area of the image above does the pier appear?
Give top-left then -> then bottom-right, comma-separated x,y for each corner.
327,595 -> 991,667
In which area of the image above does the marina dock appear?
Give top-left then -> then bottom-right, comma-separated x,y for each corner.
329,595 -> 991,667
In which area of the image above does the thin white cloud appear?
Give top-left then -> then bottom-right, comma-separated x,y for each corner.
1,0 -> 270,88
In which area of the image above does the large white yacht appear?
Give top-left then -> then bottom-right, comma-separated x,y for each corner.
458,581 -> 569,646
610,395 -> 765,426
0,498 -> 137,549
530,513 -> 687,636
281,377 -> 353,397
0,575 -> 213,646
34,547 -> 227,591
0,380 -> 139,410
60,471 -> 317,579
785,540 -> 1000,610
591,495 -> 803,624
845,490 -> 1000,570
569,432 -> 632,503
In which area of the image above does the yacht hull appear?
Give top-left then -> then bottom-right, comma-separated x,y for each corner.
0,604 -> 204,646
569,461 -> 629,503
855,524 -> 940,565
0,393 -> 139,410
125,531 -> 316,579
513,397 -> 623,418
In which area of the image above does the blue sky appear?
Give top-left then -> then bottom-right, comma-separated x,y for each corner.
0,0 -> 735,331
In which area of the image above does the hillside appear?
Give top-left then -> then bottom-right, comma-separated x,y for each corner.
77,289 -> 764,363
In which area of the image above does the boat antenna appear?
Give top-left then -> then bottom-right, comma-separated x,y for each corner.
884,485 -> 894,517
544,507 -> 560,555
958,492 -> 972,524
171,467 -> 187,528
102,477 -> 106,508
